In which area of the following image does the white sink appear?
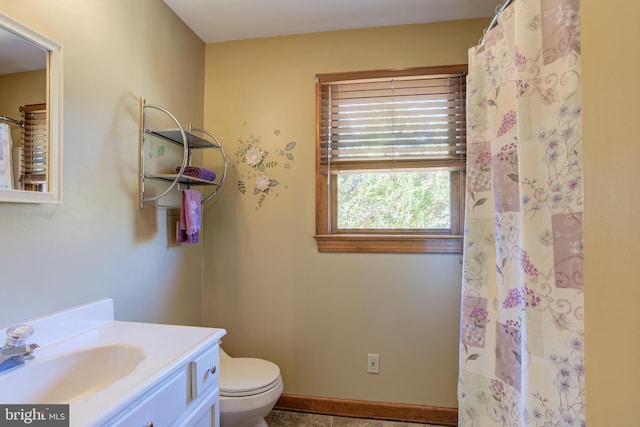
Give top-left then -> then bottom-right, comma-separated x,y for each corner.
0,343 -> 146,404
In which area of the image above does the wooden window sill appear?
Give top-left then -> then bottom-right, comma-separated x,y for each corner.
314,234 -> 463,254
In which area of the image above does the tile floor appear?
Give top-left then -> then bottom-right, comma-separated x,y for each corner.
265,410 -> 447,427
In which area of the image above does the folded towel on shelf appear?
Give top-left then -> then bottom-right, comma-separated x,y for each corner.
177,189 -> 201,245
175,166 -> 216,182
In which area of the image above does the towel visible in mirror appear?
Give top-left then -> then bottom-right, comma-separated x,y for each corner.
178,189 -> 200,244
0,123 -> 14,190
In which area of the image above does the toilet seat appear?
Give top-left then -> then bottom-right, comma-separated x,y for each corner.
220,357 -> 281,397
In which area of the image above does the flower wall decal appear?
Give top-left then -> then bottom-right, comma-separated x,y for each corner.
244,146 -> 264,167
255,175 -> 271,192
146,139 -> 166,160
233,129 -> 296,210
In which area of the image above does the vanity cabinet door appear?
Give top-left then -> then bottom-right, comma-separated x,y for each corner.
190,344 -> 220,398
109,370 -> 188,427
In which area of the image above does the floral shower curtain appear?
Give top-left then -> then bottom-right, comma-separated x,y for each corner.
458,0 -> 583,425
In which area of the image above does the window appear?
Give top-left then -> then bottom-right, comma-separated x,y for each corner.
314,65 -> 467,254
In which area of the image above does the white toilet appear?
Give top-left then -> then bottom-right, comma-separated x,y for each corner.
219,348 -> 284,427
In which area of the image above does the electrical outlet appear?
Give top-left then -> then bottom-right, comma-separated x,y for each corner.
367,354 -> 379,374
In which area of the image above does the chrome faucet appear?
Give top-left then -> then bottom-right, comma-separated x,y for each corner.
0,325 -> 39,373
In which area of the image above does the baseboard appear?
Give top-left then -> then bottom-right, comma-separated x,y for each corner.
274,393 -> 457,426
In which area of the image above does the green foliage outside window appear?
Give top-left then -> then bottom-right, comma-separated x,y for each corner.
337,171 -> 451,229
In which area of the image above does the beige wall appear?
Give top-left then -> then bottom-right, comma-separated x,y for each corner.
582,2 -> 640,426
0,70 -> 46,113
0,0 -> 206,327
202,19 -> 487,407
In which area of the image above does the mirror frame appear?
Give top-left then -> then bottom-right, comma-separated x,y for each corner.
0,13 -> 62,203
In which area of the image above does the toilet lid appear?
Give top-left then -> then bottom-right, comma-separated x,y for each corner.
220,358 -> 281,397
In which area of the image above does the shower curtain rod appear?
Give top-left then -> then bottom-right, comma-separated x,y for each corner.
480,0 -> 514,46
0,114 -> 23,127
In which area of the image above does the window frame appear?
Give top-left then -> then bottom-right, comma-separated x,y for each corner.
314,65 -> 467,254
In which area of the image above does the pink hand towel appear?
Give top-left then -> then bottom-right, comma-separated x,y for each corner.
178,189 -> 201,244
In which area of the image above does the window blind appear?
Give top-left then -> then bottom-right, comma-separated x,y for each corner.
20,103 -> 47,191
319,71 -> 466,173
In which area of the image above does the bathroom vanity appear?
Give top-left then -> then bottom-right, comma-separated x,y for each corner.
0,299 -> 226,427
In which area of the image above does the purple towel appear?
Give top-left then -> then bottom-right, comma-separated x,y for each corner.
175,166 -> 216,182
177,189 -> 201,245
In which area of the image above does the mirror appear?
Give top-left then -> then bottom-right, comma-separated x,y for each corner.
0,13 -> 62,203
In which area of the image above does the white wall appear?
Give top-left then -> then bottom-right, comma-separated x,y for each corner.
0,0 -> 206,327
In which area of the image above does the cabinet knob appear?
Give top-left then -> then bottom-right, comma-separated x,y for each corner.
209,365 -> 216,375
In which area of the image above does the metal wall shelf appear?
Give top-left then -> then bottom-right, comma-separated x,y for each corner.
138,98 -> 227,208
146,129 -> 214,149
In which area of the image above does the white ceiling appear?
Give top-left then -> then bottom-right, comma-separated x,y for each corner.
0,28 -> 46,75
163,0 -> 499,43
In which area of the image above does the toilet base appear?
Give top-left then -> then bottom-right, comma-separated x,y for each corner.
220,414 -> 268,427
219,377 -> 283,427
